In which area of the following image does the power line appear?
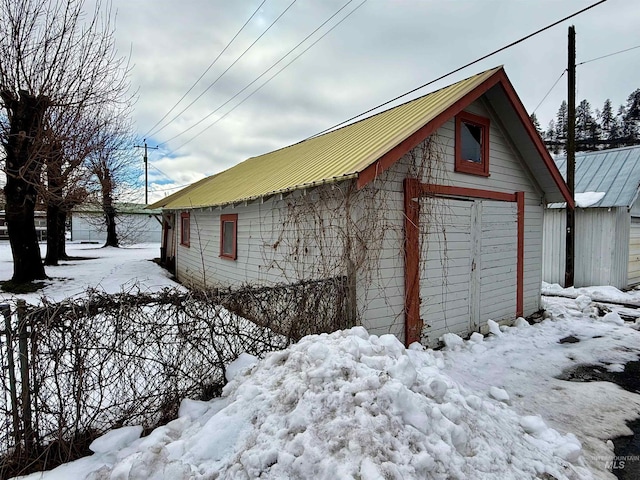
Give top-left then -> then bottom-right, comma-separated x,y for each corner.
163,0 -> 365,149
577,43 -> 640,66
142,0 -> 268,139
150,182 -> 191,193
307,0 -> 608,139
148,163 -> 176,184
533,43 -> 640,116
533,69 -> 566,114
150,0 -> 298,139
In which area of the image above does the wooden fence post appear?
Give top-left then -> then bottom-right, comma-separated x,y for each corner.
1,303 -> 21,450
17,299 -> 33,453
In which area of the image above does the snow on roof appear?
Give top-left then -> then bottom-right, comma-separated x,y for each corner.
551,146 -> 640,208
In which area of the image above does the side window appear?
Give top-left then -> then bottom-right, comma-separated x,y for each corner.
220,214 -> 238,260
180,212 -> 190,247
455,111 -> 490,176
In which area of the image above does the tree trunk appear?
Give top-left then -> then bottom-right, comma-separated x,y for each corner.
6,199 -> 46,282
45,203 -> 60,266
1,90 -> 48,282
104,204 -> 118,247
57,210 -> 68,259
101,168 -> 118,247
45,146 -> 63,266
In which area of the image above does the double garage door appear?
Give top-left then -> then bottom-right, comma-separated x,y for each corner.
419,197 -> 518,344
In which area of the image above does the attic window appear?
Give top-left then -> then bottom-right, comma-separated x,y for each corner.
180,212 -> 190,247
220,214 -> 237,260
455,111 -> 490,177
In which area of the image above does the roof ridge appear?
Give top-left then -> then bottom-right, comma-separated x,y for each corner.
243,66 -> 504,161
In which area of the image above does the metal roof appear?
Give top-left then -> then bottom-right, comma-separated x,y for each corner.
150,65 -> 571,210
552,146 -> 640,208
150,67 -> 504,210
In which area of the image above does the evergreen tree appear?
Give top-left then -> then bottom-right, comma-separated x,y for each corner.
576,99 -> 595,141
623,89 -> 640,142
555,101 -> 568,141
545,119 -> 556,141
600,99 -> 614,139
609,109 -> 623,141
545,119 -> 560,154
530,113 -> 543,137
626,89 -> 640,118
621,104 -> 638,143
576,99 -> 600,149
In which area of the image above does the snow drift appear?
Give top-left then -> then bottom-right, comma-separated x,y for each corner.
23,327 -> 590,479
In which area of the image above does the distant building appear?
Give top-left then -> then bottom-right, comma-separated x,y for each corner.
543,145 -> 640,289
71,203 -> 162,244
0,210 -> 47,241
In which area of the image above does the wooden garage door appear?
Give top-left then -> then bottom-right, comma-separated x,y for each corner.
420,198 -> 474,343
479,201 -> 517,322
419,197 -> 517,345
629,217 -> 640,286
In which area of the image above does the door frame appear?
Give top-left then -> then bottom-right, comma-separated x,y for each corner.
403,178 -> 524,346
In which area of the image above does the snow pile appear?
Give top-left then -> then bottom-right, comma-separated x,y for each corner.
542,281 -> 640,306
22,327 -> 589,479
574,192 -> 606,208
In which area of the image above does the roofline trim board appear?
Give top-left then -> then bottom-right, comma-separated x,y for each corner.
494,70 -> 575,209
357,68 -> 575,209
159,173 -> 359,211
357,73 -> 502,189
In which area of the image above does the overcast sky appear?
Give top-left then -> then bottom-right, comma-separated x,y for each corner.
109,0 -> 640,203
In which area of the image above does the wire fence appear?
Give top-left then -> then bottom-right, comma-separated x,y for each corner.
0,276 -> 351,478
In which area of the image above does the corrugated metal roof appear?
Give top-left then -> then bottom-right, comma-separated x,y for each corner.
150,67 -> 503,210
552,146 -> 640,208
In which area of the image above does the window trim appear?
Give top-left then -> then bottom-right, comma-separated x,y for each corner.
180,212 -> 190,247
220,214 -> 238,260
455,111 -> 490,177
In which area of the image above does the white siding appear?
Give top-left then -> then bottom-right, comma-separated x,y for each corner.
523,204 -> 543,314
174,96 -> 548,344
359,97 -> 547,343
629,217 -> 640,286
71,213 -> 162,244
176,191 -> 350,290
431,101 -> 544,319
543,207 -> 630,289
542,208 -> 566,286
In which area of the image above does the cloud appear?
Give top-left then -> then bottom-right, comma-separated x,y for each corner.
108,0 -> 640,198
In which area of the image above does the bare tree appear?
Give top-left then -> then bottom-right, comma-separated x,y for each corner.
86,111 -> 140,248
0,0 -> 131,282
42,107 -> 101,265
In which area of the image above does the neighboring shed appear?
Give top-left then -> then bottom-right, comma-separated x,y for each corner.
71,203 -> 162,244
543,145 -> 640,289
150,66 -> 572,346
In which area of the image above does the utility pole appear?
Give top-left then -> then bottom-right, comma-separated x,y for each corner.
134,139 -> 159,204
565,25 -> 576,287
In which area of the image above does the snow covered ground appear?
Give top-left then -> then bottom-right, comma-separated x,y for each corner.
3,242 -> 640,479
0,241 -> 180,303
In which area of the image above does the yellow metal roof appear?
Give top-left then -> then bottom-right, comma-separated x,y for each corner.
150,67 -> 503,210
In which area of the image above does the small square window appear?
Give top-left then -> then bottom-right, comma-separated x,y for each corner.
180,212 -> 190,247
455,111 -> 490,176
220,214 -> 237,260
